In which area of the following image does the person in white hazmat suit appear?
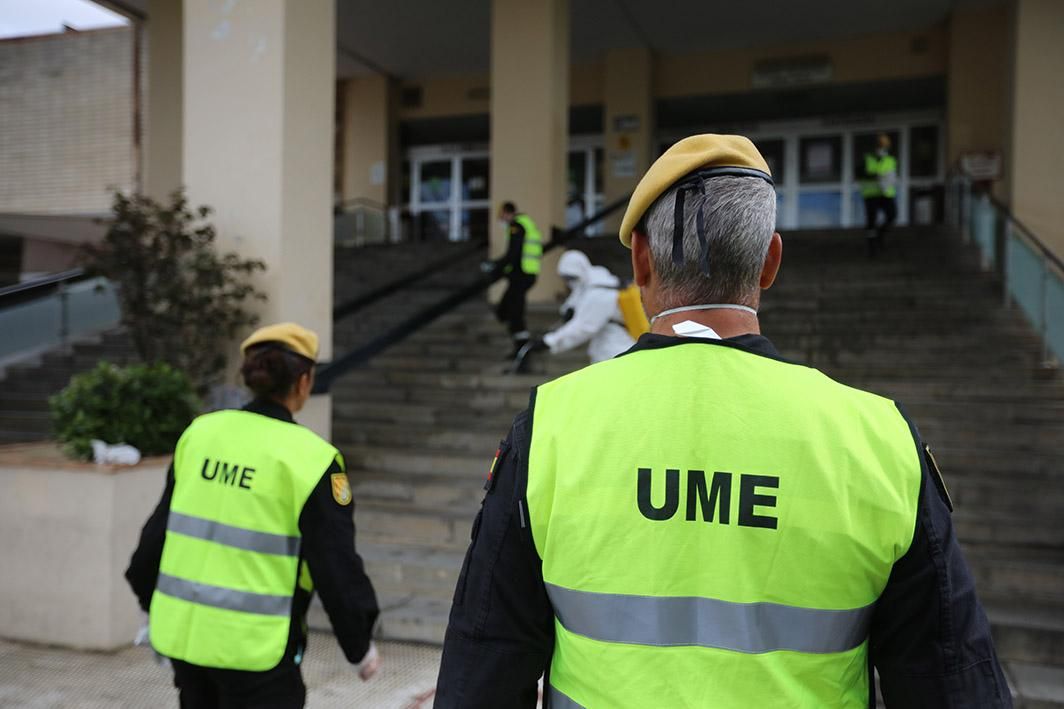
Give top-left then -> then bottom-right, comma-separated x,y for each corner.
541,250 -> 635,364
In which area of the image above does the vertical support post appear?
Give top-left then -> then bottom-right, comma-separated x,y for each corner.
57,281 -> 69,350
1002,219 -> 1012,308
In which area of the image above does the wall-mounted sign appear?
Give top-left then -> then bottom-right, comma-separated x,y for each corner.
370,161 -> 386,186
960,152 -> 1003,181
611,151 -> 636,178
752,55 -> 833,89
613,114 -> 641,132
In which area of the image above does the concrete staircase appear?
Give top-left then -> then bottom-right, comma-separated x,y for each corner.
0,241 -> 480,443
325,227 -> 1064,706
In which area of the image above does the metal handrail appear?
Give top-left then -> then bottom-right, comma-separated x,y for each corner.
0,268 -> 88,307
980,191 -> 1064,275
333,239 -> 487,320
314,195 -> 630,393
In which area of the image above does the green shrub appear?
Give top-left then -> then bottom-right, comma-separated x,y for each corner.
50,362 -> 200,461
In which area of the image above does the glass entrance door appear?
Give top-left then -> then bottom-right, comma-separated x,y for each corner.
406,148 -> 491,242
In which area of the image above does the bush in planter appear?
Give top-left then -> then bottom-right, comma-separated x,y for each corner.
83,190 -> 267,394
50,362 -> 200,461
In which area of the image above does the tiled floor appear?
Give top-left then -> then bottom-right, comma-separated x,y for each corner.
0,634 -> 441,708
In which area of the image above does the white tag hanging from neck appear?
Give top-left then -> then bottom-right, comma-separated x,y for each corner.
672,320 -> 721,340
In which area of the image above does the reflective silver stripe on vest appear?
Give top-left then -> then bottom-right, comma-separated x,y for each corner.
549,685 -> 585,709
157,573 -> 292,616
546,583 -> 872,655
167,511 -> 300,557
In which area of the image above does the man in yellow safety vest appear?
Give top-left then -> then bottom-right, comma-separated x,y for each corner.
435,135 -> 1009,708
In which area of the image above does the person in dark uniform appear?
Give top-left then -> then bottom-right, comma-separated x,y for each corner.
126,322 -> 380,709
435,136 -> 1009,708
493,201 -> 543,357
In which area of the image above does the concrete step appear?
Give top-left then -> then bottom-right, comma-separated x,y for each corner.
1007,662 -> 1064,708
988,602 -> 1064,667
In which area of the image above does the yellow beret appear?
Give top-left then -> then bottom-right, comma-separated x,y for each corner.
618,134 -> 773,247
240,322 -> 319,362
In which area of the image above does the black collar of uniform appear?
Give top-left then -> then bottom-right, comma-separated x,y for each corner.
242,398 -> 296,423
620,331 -> 799,366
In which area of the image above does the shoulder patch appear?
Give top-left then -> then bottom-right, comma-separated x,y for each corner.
331,472 -> 352,506
484,440 -> 510,492
924,444 -> 953,512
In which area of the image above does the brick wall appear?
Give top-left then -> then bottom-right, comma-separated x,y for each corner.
0,28 -> 136,215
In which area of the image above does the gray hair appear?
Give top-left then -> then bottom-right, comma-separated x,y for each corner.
642,176 -> 776,309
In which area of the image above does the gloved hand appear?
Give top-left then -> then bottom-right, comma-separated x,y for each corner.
479,260 -> 497,274
357,641 -> 380,681
133,612 -> 171,668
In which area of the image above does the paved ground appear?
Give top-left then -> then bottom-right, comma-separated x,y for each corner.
0,635 -> 441,708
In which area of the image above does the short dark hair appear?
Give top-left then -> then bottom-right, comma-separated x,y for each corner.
501,201 -> 517,213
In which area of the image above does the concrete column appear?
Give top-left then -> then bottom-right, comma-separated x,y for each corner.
490,0 -> 569,301
340,76 -> 397,208
183,0 -> 336,436
603,47 -> 653,235
1010,0 -> 1064,256
946,3 -> 1011,200
144,0 -> 183,200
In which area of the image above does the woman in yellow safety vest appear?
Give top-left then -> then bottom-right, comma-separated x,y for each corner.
126,322 -> 380,709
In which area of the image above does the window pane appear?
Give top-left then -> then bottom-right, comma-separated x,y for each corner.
593,147 -> 604,194
418,161 -> 452,203
417,209 -> 451,241
853,131 -> 900,184
401,160 -> 412,204
799,136 -> 841,183
775,192 -> 785,228
756,139 -> 785,183
797,191 -> 842,227
461,208 -> 489,242
461,158 -> 489,200
568,151 -> 586,201
909,125 -> 939,178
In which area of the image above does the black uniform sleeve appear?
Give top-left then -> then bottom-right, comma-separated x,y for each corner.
435,410 -> 555,708
871,410 -> 1011,707
497,221 -> 526,275
125,464 -> 175,612
299,457 -> 380,665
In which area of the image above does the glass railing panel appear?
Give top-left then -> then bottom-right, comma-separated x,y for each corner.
0,277 -> 119,361
1006,233 -> 1045,331
1045,269 -> 1064,362
0,294 -> 63,360
65,278 -> 121,338
971,196 -> 997,267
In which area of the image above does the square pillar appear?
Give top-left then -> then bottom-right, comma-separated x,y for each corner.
1009,0 -> 1064,256
183,0 -> 336,436
340,76 -> 398,209
145,0 -> 183,200
604,47 -> 653,235
490,0 -> 569,301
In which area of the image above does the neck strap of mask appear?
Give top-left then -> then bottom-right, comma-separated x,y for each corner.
650,303 -> 758,325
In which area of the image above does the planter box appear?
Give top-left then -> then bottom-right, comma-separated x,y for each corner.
0,444 -> 167,650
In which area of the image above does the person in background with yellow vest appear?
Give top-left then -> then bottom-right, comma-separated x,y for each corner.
493,201 -> 543,357
126,323 -> 380,709
863,132 -> 898,258
434,135 -> 1009,708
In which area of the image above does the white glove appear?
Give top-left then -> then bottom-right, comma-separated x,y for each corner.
133,613 -> 150,647
357,641 -> 380,681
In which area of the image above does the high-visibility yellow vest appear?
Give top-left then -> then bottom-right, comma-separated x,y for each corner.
863,153 -> 898,198
511,214 -> 542,276
149,409 -> 342,671
526,341 -> 921,708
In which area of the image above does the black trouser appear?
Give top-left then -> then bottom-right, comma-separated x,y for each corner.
172,659 -> 306,709
496,272 -> 536,338
864,196 -> 897,256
